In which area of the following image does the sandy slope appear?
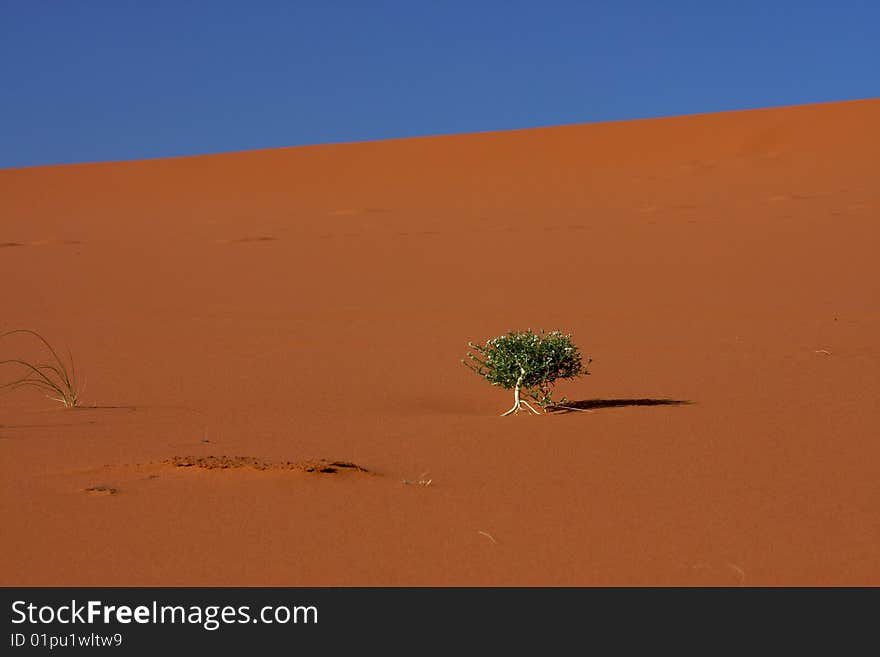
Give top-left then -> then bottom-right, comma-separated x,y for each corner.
1,99 -> 877,585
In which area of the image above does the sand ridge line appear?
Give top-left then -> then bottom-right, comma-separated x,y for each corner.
0,239 -> 83,248
213,236 -> 279,244
326,208 -> 390,216
163,455 -> 372,474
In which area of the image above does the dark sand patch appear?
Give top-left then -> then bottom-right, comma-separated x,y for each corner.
164,455 -> 370,474
83,485 -> 119,495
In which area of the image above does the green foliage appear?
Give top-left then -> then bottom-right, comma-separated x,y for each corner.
464,329 -> 590,409
1,329 -> 80,408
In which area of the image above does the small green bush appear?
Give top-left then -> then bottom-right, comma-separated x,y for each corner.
464,329 -> 590,415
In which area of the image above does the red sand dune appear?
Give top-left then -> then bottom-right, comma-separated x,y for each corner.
1,99 -> 878,586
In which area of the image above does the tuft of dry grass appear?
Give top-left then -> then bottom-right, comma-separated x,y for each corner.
1,329 -> 80,408
403,472 -> 433,486
477,531 -> 498,544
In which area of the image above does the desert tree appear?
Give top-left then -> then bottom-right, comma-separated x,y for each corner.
464,329 -> 590,416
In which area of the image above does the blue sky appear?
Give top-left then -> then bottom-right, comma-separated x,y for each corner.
1,1 -> 877,168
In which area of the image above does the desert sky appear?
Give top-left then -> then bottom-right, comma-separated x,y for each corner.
1,98 -> 878,585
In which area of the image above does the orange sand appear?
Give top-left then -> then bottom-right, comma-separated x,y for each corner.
1,99 -> 878,585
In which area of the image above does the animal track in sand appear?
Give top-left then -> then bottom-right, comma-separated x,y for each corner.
164,455 -> 371,475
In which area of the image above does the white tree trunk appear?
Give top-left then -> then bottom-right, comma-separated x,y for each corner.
501,367 -> 539,416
